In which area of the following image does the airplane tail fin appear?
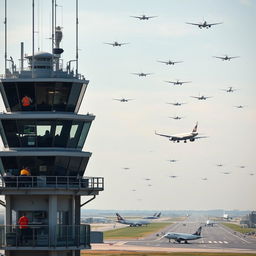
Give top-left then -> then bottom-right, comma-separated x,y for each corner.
193,226 -> 202,236
192,122 -> 198,133
116,213 -> 124,221
153,213 -> 157,217
156,212 -> 161,218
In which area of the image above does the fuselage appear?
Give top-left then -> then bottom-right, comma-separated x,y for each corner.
170,132 -> 198,141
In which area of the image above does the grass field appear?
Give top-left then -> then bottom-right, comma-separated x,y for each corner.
222,223 -> 256,234
104,222 -> 171,239
82,251 -> 256,256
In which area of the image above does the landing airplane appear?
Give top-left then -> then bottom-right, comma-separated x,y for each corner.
169,116 -> 184,120
239,165 -> 246,169
222,172 -> 231,175
122,167 -> 130,170
165,80 -> 191,85
155,122 -> 207,143
213,55 -> 240,61
157,60 -> 183,65
113,98 -> 133,102
104,41 -> 129,47
131,14 -> 157,20
163,226 -> 202,243
222,86 -> 236,93
132,72 -> 152,77
169,175 -> 178,178
234,105 -> 245,108
115,213 -> 150,227
167,159 -> 178,163
143,212 -> 161,219
249,173 -> 255,176
186,20 -> 222,29
216,164 -> 224,167
167,102 -> 186,106
191,95 -> 212,100
202,178 -> 208,181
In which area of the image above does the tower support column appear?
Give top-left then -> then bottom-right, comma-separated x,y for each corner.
48,195 -> 57,246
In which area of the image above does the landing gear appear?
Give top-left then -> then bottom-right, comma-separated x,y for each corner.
185,240 -> 188,244
184,140 -> 187,143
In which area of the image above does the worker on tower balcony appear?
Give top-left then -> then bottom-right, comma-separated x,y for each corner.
19,167 -> 31,187
18,213 -> 29,245
21,95 -> 32,108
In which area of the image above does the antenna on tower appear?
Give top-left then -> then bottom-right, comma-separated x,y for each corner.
76,0 -> 79,77
4,0 -> 7,77
32,0 -> 35,78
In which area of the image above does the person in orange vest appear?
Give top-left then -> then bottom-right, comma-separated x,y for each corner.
19,167 -> 31,187
21,95 -> 32,107
18,213 -> 29,244
20,167 -> 31,176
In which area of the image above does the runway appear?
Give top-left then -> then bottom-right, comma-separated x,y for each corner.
105,216 -> 256,252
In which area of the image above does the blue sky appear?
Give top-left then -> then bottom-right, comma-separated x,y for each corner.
0,0 -> 255,210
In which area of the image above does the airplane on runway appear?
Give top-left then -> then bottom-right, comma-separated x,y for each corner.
155,122 -> 207,143
157,60 -> 183,65
104,41 -> 129,47
223,213 -> 232,220
167,102 -> 186,106
205,219 -> 216,226
143,212 -> 161,219
165,80 -> 191,85
186,20 -> 222,29
222,86 -> 237,93
115,213 -> 150,227
191,95 -> 212,100
132,72 -> 153,77
213,55 -> 240,61
131,14 -> 157,20
114,98 -> 134,102
163,226 -> 202,243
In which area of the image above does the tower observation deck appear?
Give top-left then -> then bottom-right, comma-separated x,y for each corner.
0,7 -> 104,256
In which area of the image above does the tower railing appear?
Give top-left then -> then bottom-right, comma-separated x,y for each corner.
0,176 -> 104,190
0,224 -> 91,248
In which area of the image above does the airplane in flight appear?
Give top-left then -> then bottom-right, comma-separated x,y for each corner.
191,95 -> 212,100
104,41 -> 129,47
216,164 -> 224,167
163,226 -> 202,243
122,167 -> 130,170
249,173 -> 255,176
131,14 -> 157,20
165,80 -> 191,85
157,60 -> 183,65
167,102 -> 186,106
202,178 -> 208,181
143,212 -> 161,219
222,172 -> 231,175
213,55 -> 240,61
222,86 -> 236,93
155,122 -> 206,143
186,20 -> 222,29
113,98 -> 133,102
132,72 -> 153,77
115,213 -> 150,227
167,159 -> 178,163
169,175 -> 178,179
169,116 -> 184,120
234,105 -> 245,108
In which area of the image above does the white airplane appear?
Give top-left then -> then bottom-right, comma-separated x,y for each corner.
169,116 -> 184,120
205,219 -> 216,226
155,122 -> 206,143
223,213 -> 232,220
113,98 -> 133,102
157,60 -> 183,65
165,80 -> 191,85
222,86 -> 236,93
143,212 -> 161,219
132,72 -> 153,77
104,41 -> 129,47
115,213 -> 150,227
163,226 -> 202,243
166,102 -> 186,106
213,55 -> 240,61
191,95 -> 212,100
186,20 -> 222,29
131,14 -> 157,20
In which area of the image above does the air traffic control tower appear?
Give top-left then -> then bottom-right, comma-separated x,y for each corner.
0,20 -> 104,256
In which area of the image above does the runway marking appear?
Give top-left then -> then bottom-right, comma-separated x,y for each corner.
223,241 -> 228,244
115,241 -> 126,245
208,241 -> 212,243
218,241 -> 223,244
213,241 -> 218,243
219,225 -> 251,244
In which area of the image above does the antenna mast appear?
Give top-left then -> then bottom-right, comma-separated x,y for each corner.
76,0 -> 79,77
4,0 -> 7,76
32,0 -> 35,78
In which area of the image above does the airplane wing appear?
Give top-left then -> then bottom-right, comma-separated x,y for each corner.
155,131 -> 173,139
120,43 -> 129,45
113,99 -> 121,101
190,96 -> 200,99
131,73 -> 140,75
130,16 -> 142,19
194,136 -> 208,140
208,22 -> 222,26
229,56 -> 240,59
186,22 -> 201,26
147,16 -> 157,19
181,81 -> 191,84
104,43 -> 114,46
173,61 -> 183,63
213,56 -> 225,59
164,81 -> 176,84
157,60 -> 168,64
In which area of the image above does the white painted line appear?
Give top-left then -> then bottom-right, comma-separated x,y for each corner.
208,241 -> 212,243
218,241 -> 223,243
213,241 -> 218,243
223,241 -> 228,244
219,225 -> 250,244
